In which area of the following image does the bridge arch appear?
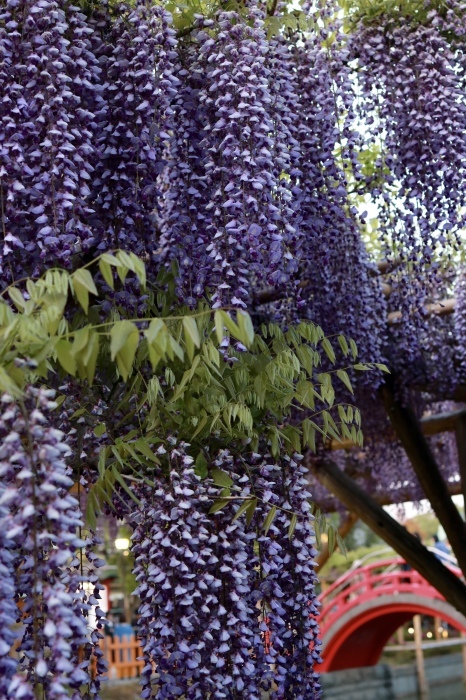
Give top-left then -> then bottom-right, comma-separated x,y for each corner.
320,594 -> 466,671
318,556 -> 466,672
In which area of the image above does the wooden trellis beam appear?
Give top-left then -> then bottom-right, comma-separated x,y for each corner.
381,379 -> 466,577
311,458 -> 466,617
329,407 -> 466,451
388,297 -> 455,325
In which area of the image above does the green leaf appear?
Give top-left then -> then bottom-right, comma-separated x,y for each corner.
288,513 -> 298,540
338,334 -> 349,356
116,250 -> 135,272
144,319 -> 168,370
195,452 -> 208,479
336,532 -> 347,557
0,365 -> 22,397
237,311 -> 254,347
353,363 -> 370,371
111,464 -> 140,504
302,418 -> 316,452
211,467 -> 233,488
134,439 -> 160,463
99,260 -> 114,289
336,369 -> 353,394
245,498 -> 257,526
321,337 -> 336,363
85,491 -> 98,531
183,316 -> 200,361
130,253 -> 146,289
100,253 -> 122,268
214,310 -> 225,345
98,447 -> 108,477
328,526 -> 336,555
83,330 -> 99,385
375,363 -> 390,373
314,519 -> 321,548
208,499 -> 229,514
94,423 -> 106,437
110,321 -> 139,381
232,499 -> 255,522
219,311 -> 240,341
8,287 -> 26,311
72,269 -> 98,314
263,505 -> 277,535
55,339 -> 76,375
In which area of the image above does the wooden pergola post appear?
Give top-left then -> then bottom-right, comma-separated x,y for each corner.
381,378 -> 466,577
311,458 -> 466,617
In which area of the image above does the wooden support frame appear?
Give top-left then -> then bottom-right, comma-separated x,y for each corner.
455,414 -> 466,516
381,379 -> 466,577
311,458 -> 466,618
329,407 -> 466,451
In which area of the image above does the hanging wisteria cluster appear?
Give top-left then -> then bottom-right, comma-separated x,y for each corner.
130,442 -> 321,700
346,0 -> 466,306
3,0 -> 466,697
0,387 -> 106,700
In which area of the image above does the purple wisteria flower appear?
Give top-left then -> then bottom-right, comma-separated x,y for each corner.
0,387 -> 106,699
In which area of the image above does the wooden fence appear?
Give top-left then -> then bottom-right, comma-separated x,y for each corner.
101,634 -> 144,680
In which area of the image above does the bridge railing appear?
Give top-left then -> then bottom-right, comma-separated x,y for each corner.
318,554 -> 462,633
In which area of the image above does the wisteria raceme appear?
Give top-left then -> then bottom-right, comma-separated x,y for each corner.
156,30 -> 212,306
289,19 -> 387,402
131,444 -> 262,700
454,270 -> 466,386
0,0 -> 102,284
254,457 -> 321,700
90,1 -> 177,258
347,3 -> 466,309
0,388 -> 105,699
0,501 -> 18,696
129,441 -> 323,700
160,2 -> 301,309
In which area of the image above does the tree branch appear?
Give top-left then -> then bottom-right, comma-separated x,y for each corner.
311,458 -> 466,617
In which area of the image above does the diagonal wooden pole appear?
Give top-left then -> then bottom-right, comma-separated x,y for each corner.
311,458 -> 466,618
381,377 -> 466,577
455,413 -> 466,518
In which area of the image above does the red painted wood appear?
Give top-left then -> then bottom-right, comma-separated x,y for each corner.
316,557 -> 466,672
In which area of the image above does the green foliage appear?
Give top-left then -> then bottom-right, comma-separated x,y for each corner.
341,0 -> 460,28
0,251 -> 382,531
319,543 -> 394,580
312,504 -> 348,557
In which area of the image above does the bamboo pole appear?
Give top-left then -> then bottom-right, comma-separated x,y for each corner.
388,297 -> 455,325
462,631 -> 466,687
414,615 -> 430,700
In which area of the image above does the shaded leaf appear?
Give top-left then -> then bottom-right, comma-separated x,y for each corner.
288,513 -> 298,540
209,499 -> 229,514
263,505 -> 277,535
211,467 -> 233,488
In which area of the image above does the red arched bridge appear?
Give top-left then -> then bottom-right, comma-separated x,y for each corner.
317,549 -> 466,672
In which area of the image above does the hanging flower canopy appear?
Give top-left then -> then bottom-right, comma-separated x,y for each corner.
1,0 -> 466,697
